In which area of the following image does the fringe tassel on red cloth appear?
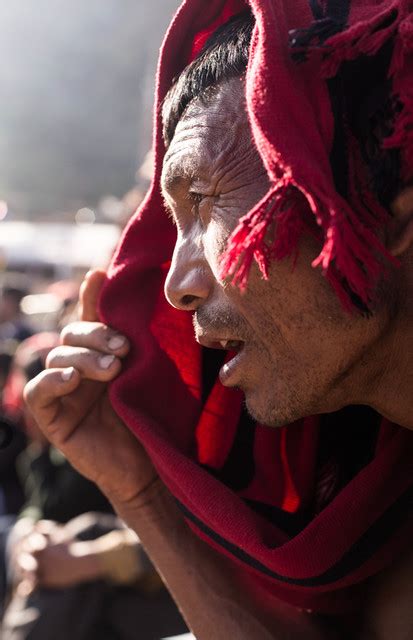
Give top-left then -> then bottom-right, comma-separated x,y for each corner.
220,0 -> 412,311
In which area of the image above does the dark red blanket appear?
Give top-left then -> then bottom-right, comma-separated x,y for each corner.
100,0 -> 413,613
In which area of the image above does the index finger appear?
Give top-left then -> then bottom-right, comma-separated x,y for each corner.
79,269 -> 107,322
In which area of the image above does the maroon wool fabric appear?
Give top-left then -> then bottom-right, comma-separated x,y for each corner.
100,0 -> 413,613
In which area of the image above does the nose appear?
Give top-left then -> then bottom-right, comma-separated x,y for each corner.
165,234 -> 213,311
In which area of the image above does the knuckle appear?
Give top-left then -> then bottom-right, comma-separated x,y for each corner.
47,346 -> 93,372
61,321 -> 108,348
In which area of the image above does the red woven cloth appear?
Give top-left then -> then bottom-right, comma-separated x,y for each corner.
100,0 -> 413,613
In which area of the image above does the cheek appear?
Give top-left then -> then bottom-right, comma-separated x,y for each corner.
201,214 -> 351,365
232,262 -> 335,358
202,219 -> 232,281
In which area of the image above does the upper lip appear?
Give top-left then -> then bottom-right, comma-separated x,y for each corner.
196,334 -> 245,350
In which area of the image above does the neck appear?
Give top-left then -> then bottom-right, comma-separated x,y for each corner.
365,313 -> 413,429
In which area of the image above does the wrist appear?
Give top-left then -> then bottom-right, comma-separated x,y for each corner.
112,479 -> 189,549
108,475 -> 167,518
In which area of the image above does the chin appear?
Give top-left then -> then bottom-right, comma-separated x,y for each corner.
244,391 -> 304,428
242,366 -> 338,427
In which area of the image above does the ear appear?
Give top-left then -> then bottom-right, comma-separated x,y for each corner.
388,186 -> 413,256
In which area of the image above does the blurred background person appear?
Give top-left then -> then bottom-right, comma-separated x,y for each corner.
0,276 -> 33,344
0,2 -> 186,637
0,334 -> 187,639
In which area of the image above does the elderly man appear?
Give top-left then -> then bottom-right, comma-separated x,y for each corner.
25,1 -> 413,638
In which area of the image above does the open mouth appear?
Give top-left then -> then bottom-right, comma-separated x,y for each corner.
196,334 -> 246,386
217,339 -> 244,352
197,335 -> 245,353
217,341 -> 246,387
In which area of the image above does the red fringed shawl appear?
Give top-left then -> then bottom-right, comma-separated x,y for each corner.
100,0 -> 413,613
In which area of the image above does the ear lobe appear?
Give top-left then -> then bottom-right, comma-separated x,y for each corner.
387,187 -> 413,257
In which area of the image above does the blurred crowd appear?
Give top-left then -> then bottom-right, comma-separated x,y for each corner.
0,268 -> 187,640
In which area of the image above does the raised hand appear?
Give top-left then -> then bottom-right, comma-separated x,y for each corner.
24,269 -> 157,506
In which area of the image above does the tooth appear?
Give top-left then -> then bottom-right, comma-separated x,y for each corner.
219,340 -> 227,348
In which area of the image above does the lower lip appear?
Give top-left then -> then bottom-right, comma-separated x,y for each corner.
219,348 -> 246,386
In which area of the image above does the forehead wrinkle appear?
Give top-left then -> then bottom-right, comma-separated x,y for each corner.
162,134 -> 215,199
162,79 -> 251,199
187,89 -> 251,175
216,139 -> 267,194
165,122 -> 246,194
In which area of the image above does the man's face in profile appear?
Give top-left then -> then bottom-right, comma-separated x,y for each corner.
162,77 -> 391,427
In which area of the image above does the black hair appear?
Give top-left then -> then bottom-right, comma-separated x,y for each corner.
162,10 -> 254,147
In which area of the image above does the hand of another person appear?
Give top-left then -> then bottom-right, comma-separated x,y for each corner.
8,520 -> 56,579
24,270 -> 158,507
19,536 -> 103,589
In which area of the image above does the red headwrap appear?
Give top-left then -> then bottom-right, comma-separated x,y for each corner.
100,0 -> 413,614
220,0 -> 413,309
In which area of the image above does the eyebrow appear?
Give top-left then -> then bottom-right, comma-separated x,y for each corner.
162,173 -> 187,195
160,172 -> 188,226
161,166 -> 203,225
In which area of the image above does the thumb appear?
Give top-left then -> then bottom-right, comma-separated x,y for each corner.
79,269 -> 107,322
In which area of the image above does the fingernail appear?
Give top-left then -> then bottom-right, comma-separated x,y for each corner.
99,354 -> 115,369
61,367 -> 75,382
107,335 -> 126,351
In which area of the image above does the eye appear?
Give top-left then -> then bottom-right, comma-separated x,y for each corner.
187,191 -> 213,226
188,191 -> 205,207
